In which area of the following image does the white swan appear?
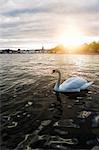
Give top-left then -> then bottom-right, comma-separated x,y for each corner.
52,69 -> 93,92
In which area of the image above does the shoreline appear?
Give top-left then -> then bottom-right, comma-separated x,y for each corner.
0,52 -> 99,55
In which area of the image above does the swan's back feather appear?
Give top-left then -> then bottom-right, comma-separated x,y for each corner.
59,76 -> 87,92
80,81 -> 93,90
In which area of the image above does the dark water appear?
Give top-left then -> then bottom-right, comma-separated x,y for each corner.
0,54 -> 99,149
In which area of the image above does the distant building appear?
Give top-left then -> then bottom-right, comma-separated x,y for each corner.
42,46 -> 44,50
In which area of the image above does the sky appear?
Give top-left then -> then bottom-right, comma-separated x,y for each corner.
0,0 -> 99,49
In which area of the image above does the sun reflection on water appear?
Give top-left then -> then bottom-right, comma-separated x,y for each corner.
53,54 -> 96,79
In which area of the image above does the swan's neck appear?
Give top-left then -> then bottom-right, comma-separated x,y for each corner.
54,71 -> 61,91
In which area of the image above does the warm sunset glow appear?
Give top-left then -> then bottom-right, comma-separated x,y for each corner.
59,36 -> 84,48
58,25 -> 85,48
57,24 -> 99,50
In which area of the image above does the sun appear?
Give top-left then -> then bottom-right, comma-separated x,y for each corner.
58,25 -> 85,49
60,36 -> 84,48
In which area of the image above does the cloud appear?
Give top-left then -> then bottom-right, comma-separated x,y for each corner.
0,0 -> 99,49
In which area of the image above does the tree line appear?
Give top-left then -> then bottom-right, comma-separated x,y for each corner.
50,41 -> 99,54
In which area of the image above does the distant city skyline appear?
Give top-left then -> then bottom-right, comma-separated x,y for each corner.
0,0 -> 99,49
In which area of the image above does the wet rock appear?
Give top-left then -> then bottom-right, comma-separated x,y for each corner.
50,103 -> 56,107
38,135 -> 49,140
67,105 -> 72,109
48,136 -> 78,145
94,92 -> 97,94
23,112 -> 27,116
25,104 -> 28,107
28,101 -> 33,106
87,97 -> 92,100
27,114 -> 31,117
79,105 -> 86,109
88,91 -> 92,94
78,111 -> 92,119
45,93 -> 48,97
53,121 -> 59,127
76,97 -> 83,100
41,120 -> 51,126
25,101 -> 33,107
24,134 -> 30,141
55,119 -> 80,128
49,107 -> 55,111
8,116 -> 11,121
45,143 -> 69,149
7,121 -> 18,128
48,103 -> 56,111
75,99 -> 80,103
3,116 -> 8,119
74,99 -> 81,105
17,115 -> 20,118
54,129 -> 68,135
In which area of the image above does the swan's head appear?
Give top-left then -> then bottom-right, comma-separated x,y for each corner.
52,69 -> 60,74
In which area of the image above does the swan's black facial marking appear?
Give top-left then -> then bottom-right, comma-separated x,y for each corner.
52,70 -> 55,73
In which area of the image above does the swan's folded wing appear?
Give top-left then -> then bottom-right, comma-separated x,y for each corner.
59,76 -> 87,92
62,76 -> 78,84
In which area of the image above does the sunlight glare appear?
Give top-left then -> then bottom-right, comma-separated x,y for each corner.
58,25 -> 85,49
